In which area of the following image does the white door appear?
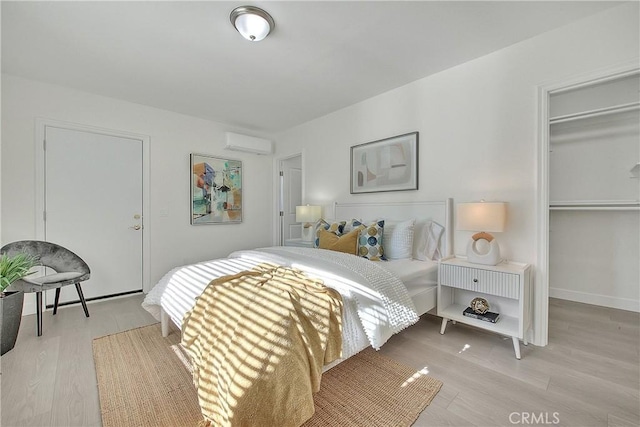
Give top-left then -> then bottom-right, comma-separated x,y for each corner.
44,126 -> 143,306
279,155 -> 302,243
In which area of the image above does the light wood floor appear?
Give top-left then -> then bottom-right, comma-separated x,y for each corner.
1,295 -> 638,426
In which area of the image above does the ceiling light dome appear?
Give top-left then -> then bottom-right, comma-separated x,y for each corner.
230,6 -> 275,42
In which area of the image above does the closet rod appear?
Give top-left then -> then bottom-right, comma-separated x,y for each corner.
549,101 -> 640,124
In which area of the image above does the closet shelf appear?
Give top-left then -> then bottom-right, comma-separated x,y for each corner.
550,200 -> 640,211
549,101 -> 640,125
550,206 -> 639,211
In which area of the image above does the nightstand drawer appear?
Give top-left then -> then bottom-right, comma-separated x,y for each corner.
440,264 -> 520,299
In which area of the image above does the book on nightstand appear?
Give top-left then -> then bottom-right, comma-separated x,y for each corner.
463,307 -> 500,323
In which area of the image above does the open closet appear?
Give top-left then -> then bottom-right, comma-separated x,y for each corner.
548,71 -> 640,312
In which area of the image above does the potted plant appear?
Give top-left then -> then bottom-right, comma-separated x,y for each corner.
0,253 -> 38,355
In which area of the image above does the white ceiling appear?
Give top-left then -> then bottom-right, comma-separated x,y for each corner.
1,1 -> 622,133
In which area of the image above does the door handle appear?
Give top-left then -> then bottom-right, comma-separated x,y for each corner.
130,225 -> 142,230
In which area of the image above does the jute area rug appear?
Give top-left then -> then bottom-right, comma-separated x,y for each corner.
93,323 -> 442,427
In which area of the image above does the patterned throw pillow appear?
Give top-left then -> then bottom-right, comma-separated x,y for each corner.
313,219 -> 347,248
353,220 -> 386,261
343,218 -> 363,234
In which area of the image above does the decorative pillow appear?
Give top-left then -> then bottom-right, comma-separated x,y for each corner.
414,220 -> 444,260
353,220 -> 386,261
383,219 -> 415,260
318,228 -> 360,255
313,219 -> 346,248
425,221 -> 445,260
412,220 -> 429,259
343,218 -> 363,234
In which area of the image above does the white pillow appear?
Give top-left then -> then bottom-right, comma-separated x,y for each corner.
425,221 -> 445,260
412,220 -> 429,259
383,219 -> 415,260
414,220 -> 445,261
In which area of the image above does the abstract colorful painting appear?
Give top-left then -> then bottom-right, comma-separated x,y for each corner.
350,132 -> 418,194
190,154 -> 242,224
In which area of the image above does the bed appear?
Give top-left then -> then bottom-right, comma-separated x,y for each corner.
142,199 -> 453,425
142,199 -> 453,364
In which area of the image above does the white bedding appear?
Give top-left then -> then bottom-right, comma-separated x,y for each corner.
142,246 -> 422,360
380,258 -> 438,284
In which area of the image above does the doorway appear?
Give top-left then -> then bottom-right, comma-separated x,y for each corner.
36,120 -> 150,309
548,72 -> 639,311
278,154 -> 303,245
537,62 -> 640,346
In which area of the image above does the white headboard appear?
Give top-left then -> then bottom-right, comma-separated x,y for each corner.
333,198 -> 454,257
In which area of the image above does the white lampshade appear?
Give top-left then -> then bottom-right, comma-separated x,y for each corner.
296,205 -> 322,224
230,6 -> 275,42
456,202 -> 507,232
457,201 -> 507,266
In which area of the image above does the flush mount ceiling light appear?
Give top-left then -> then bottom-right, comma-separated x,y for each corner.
230,6 -> 275,42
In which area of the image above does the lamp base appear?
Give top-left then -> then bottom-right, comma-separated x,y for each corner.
466,233 -> 501,266
301,224 -> 315,242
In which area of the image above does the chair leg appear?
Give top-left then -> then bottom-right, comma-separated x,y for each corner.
75,283 -> 90,318
53,288 -> 61,315
36,292 -> 43,337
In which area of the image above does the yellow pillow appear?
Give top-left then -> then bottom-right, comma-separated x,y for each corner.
318,228 -> 360,255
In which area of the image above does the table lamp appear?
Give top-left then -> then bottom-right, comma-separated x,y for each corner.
456,201 -> 507,265
296,205 -> 322,241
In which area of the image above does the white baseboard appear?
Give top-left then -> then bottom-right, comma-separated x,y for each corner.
550,287 -> 640,312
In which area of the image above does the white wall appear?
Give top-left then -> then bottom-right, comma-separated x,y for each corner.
274,3 -> 640,345
550,211 -> 639,311
1,74 -> 274,315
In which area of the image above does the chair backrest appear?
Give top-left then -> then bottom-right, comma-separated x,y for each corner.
0,240 -> 90,275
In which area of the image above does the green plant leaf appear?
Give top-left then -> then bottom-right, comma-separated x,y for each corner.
0,253 -> 39,293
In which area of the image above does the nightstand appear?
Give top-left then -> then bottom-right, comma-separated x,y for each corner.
284,238 -> 314,248
437,257 -> 532,359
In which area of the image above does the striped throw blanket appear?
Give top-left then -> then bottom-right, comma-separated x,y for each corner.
181,264 -> 343,427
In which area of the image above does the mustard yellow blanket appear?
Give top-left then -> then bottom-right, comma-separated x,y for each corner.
181,264 -> 343,427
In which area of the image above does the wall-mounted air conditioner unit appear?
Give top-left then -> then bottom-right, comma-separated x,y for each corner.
225,132 -> 273,155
